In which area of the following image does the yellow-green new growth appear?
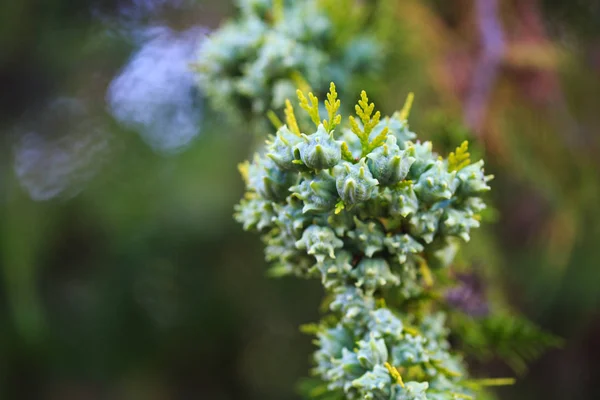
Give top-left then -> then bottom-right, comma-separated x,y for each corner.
323,82 -> 342,132
285,99 -> 301,136
272,0 -> 284,22
292,86 -> 416,162
341,142 -> 355,162
463,378 -> 516,388
384,362 -> 405,388
267,110 -> 283,129
297,90 -> 321,127
399,92 -> 414,121
238,161 -> 250,185
448,141 -> 471,172
349,91 -> 389,157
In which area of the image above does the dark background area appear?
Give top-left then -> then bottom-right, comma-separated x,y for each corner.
1,0 -> 599,399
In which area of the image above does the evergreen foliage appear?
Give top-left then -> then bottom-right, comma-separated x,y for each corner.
194,0 -> 382,125
235,84 -> 503,399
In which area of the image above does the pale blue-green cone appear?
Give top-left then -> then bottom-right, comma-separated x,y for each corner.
317,326 -> 354,361
328,348 -> 366,392
330,287 -> 375,331
295,124 -> 342,170
439,208 -> 480,242
395,262 -> 423,299
327,209 -> 356,237
330,286 -> 374,313
406,141 -> 436,179
388,184 -> 419,218
352,258 -> 399,295
413,161 -> 457,204
312,250 -> 354,290
290,171 -> 338,213
352,364 -> 393,400
234,197 -> 275,231
357,334 -> 389,369
383,234 -> 424,264
391,334 -> 431,367
267,126 -> 303,170
459,196 -> 487,214
247,155 -> 298,201
366,135 -> 415,185
334,159 -> 379,205
347,217 -> 386,257
263,229 -> 304,264
455,160 -> 492,196
368,308 -> 404,340
271,197 -> 309,237
409,209 -> 443,244
295,225 -> 343,262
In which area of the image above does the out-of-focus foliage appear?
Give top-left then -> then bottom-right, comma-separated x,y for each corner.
452,313 -> 564,376
107,25 -> 204,154
194,0 -> 385,127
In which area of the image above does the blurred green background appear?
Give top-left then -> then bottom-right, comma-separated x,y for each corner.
1,0 -> 599,399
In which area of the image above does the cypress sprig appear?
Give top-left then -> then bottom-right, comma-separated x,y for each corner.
235,83 -> 499,399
